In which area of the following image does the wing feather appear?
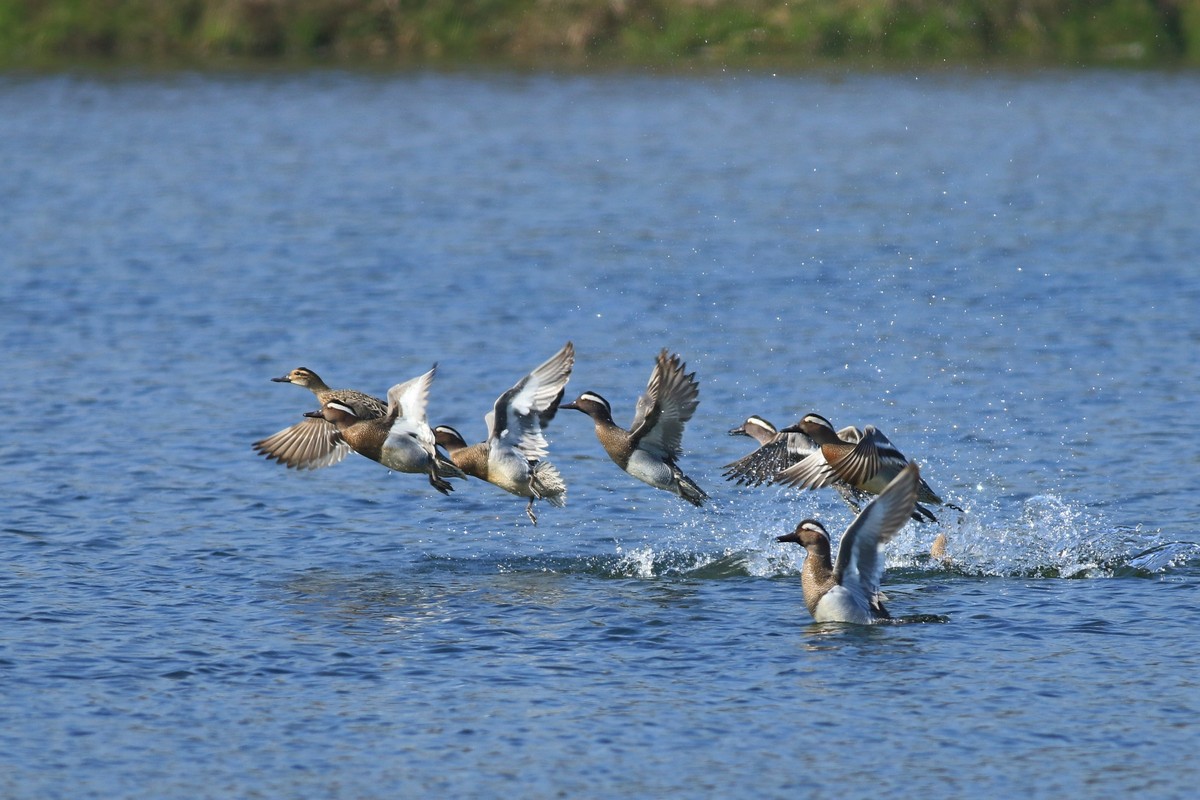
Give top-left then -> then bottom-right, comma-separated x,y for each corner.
833,462 -> 921,603
386,365 -> 438,450
723,430 -> 818,486
489,343 -> 575,460
253,417 -> 349,470
628,350 -> 699,460
773,450 -> 838,489
822,426 -> 885,487
825,426 -> 920,491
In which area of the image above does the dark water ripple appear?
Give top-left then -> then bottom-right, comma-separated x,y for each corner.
3,70 -> 1200,798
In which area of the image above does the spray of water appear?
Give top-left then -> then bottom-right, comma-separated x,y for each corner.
582,487 -> 1197,581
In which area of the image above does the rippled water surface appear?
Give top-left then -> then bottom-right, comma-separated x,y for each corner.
3,69 -> 1199,798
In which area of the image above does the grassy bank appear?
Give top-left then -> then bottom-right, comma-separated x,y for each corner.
2,0 -> 1199,69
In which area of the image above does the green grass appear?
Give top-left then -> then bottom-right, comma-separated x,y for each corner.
2,0 -> 1199,69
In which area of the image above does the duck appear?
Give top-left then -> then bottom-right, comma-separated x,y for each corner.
775,461 -> 921,624
305,364 -> 466,494
724,416 -> 790,486
724,415 -> 868,498
253,367 -> 387,470
726,413 -> 903,516
561,349 -> 707,506
772,413 -> 955,522
433,342 -> 575,524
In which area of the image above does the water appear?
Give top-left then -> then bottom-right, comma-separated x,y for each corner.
2,69 -> 1199,798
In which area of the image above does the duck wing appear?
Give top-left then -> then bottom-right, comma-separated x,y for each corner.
836,425 -> 864,443
823,425 -> 910,488
325,389 -> 388,420
488,342 -> 575,460
628,350 -> 699,460
723,430 -> 818,486
253,416 -> 350,470
772,448 -> 839,490
386,365 -> 438,450
832,462 -> 921,608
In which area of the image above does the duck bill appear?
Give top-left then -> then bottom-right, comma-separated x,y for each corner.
776,531 -> 802,544
271,375 -> 291,383
728,426 -> 747,436
560,401 -> 580,411
303,410 -> 324,418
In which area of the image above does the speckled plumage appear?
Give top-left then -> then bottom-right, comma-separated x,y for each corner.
305,365 -> 465,495
253,367 -> 387,470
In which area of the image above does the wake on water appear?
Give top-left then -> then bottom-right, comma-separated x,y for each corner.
593,489 -> 1199,582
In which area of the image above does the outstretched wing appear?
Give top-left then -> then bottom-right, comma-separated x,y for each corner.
628,350 -> 699,460
833,462 -> 921,604
723,430 -> 818,486
489,342 -> 575,460
772,448 -> 838,490
253,417 -> 350,470
824,425 -> 909,490
386,365 -> 438,449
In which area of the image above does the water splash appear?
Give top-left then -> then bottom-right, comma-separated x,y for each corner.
611,544 -> 722,578
1122,541 -> 1200,574
894,493 -> 1183,578
612,545 -> 657,578
590,490 -> 1194,581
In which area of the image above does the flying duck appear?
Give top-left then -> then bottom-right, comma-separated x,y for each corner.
253,367 -> 387,470
561,349 -> 707,506
433,342 -> 575,523
773,413 -> 956,522
305,365 -> 465,494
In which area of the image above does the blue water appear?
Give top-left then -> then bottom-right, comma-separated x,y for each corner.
2,69 -> 1199,798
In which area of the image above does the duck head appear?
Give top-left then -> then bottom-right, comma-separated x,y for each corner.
273,367 -> 321,387
729,415 -> 777,442
560,392 -> 614,423
432,425 -> 468,452
304,399 -> 358,428
776,519 -> 831,550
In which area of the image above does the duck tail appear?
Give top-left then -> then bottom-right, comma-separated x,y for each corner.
530,460 -> 567,507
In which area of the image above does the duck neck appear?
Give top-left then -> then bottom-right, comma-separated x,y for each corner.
591,414 -> 621,435
304,377 -> 333,396
800,541 -> 835,617
804,424 -> 841,446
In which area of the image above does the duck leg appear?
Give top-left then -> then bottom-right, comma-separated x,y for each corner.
833,484 -> 866,513
427,465 -> 454,495
525,498 -> 538,525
